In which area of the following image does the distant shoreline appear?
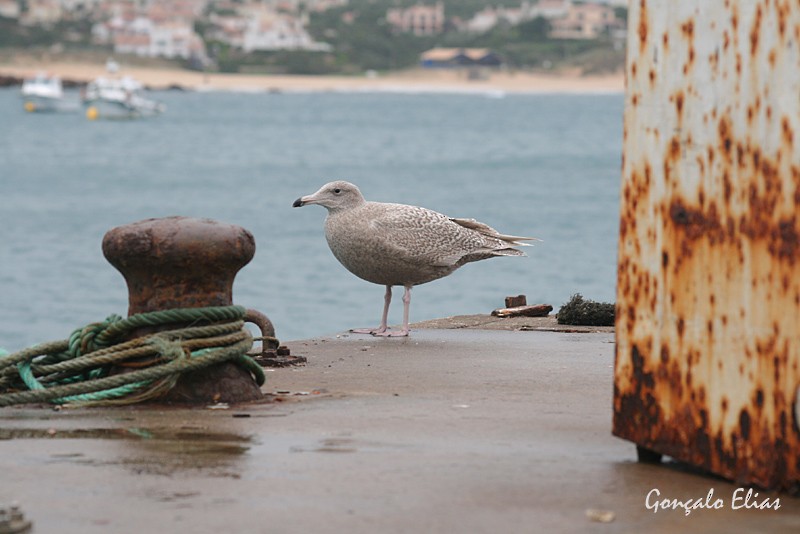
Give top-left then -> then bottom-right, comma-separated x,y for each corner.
0,60 -> 624,95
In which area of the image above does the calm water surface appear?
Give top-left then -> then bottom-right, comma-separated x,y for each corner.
0,87 -> 623,348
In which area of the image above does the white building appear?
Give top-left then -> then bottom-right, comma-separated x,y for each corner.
386,2 -> 445,36
530,0 -> 571,20
20,0 -> 62,26
460,1 -> 622,40
149,21 -> 197,58
463,3 -> 532,34
0,0 -> 20,19
99,15 -> 204,59
243,10 -> 327,51
462,1 -> 572,35
549,2 -> 619,39
209,5 -> 330,52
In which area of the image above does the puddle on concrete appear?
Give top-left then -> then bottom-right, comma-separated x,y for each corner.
1,425 -> 255,478
0,426 -> 251,443
309,437 -> 359,453
111,441 -> 250,478
286,436 -> 411,455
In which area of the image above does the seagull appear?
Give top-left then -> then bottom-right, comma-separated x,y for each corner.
293,181 -> 536,337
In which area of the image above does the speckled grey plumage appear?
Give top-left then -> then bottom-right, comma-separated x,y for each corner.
293,180 -> 535,336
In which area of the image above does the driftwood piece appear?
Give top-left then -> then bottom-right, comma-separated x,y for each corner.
491,304 -> 553,318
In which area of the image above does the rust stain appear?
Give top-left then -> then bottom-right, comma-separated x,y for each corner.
680,19 -> 696,74
768,48 -> 777,67
680,19 -> 695,39
674,91 -> 685,120
638,0 -> 649,51
750,3 -> 763,56
782,116 -> 794,148
773,218 -> 799,261
777,0 -> 789,39
718,115 -> 734,160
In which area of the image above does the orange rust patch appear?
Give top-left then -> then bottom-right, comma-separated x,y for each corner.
750,3 -> 763,56
782,116 -> 794,148
638,0 -> 648,51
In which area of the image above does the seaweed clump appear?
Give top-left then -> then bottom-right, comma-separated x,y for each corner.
557,294 -> 615,326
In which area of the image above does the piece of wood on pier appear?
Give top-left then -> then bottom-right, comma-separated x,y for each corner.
491,304 -> 553,318
504,295 -> 528,308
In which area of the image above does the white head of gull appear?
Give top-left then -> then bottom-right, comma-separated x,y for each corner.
293,180 -> 537,337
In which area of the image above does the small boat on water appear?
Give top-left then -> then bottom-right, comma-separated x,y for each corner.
82,76 -> 166,120
21,73 -> 77,113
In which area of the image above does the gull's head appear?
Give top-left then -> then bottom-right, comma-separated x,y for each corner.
292,181 -> 365,212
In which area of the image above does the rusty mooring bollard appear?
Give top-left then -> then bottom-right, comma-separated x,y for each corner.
102,216 -> 263,404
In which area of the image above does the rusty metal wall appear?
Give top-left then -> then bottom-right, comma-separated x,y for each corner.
614,0 -> 800,491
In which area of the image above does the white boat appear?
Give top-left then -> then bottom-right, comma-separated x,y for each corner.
82,76 -> 166,120
21,73 -> 73,113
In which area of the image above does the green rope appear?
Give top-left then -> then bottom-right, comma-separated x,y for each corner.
0,306 -> 266,408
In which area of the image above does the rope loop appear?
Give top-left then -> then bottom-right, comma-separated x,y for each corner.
67,314 -> 124,359
0,305 -> 267,408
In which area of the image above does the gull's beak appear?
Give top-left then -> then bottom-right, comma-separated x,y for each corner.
292,194 -> 316,208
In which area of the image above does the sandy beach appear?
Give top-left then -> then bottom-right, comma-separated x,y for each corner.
0,58 -> 624,94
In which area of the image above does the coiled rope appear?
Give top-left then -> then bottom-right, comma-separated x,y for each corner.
0,305 -> 265,407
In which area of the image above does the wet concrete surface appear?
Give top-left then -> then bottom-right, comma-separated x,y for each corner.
1,325 -> 798,533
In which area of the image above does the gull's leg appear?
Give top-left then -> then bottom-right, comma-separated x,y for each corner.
351,285 -> 392,335
372,285 -> 411,337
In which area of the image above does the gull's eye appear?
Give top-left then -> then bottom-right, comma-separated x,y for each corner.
333,188 -> 341,194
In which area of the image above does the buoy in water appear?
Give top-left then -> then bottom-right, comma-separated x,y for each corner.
86,106 -> 98,120
24,101 -> 35,112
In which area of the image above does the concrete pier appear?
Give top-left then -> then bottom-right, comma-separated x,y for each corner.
1,321 -> 798,533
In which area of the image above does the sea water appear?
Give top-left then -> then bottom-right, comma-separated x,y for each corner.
0,87 -> 623,348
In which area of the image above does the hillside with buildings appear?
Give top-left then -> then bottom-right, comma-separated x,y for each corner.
0,0 -> 628,75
